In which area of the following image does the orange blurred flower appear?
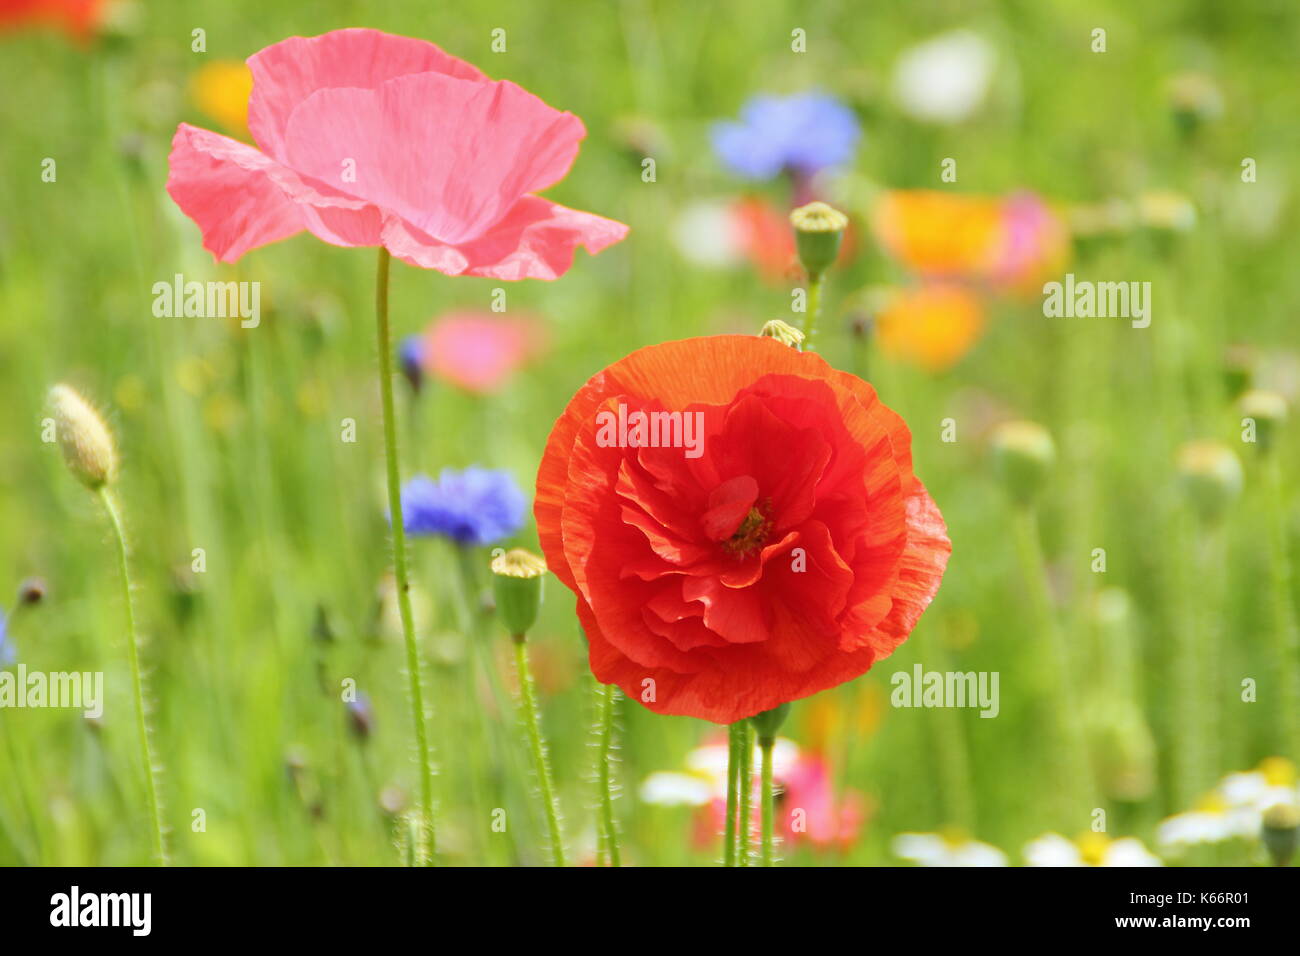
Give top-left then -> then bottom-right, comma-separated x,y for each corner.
873,190 -> 1003,278
875,283 -> 986,372
873,189 -> 1069,296
190,60 -> 253,139
0,0 -> 107,39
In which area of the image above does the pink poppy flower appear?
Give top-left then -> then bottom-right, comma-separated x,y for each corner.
166,28 -> 628,279
417,311 -> 546,394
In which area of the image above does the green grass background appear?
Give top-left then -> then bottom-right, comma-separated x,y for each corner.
1,0 -> 1298,865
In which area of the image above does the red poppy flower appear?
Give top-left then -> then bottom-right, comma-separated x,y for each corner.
535,336 -> 950,723
0,0 -> 104,39
166,28 -> 627,278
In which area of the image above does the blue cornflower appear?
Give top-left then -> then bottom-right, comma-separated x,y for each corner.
711,92 -> 861,181
0,608 -> 13,668
399,466 -> 527,546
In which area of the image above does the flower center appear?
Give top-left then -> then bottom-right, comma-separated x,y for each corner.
723,504 -> 771,557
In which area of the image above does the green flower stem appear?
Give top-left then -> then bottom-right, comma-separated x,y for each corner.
595,680 -> 622,867
802,271 -> 825,350
1265,455 -> 1300,758
1170,511 -> 1206,807
512,635 -> 566,866
99,488 -> 166,866
374,247 -> 436,865
724,722 -> 741,866
759,734 -> 776,866
1011,506 -> 1096,822
737,720 -> 753,866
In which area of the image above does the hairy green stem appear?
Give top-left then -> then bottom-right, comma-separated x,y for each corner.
99,488 -> 166,866
1011,506 -> 1096,822
1265,455 -> 1300,758
595,680 -> 621,866
737,720 -> 753,865
374,247 -> 436,864
513,636 -> 565,865
759,734 -> 776,866
724,722 -> 741,866
802,271 -> 825,350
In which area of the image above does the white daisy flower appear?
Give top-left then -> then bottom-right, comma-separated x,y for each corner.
1024,832 -> 1162,867
892,831 -> 1007,867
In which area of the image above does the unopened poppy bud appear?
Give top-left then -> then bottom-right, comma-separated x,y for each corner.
759,319 -> 805,350
1222,344 -> 1256,400
1176,440 -> 1243,524
49,384 -> 118,490
491,548 -> 547,639
18,578 -> 46,606
346,694 -> 374,740
1261,803 -> 1299,866
790,201 -> 848,277
1238,389 -> 1287,454
989,420 -> 1055,505
749,702 -> 791,744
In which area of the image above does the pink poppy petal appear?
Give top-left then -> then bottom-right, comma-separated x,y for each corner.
385,196 -> 628,280
166,123 -> 386,262
281,72 -> 586,245
247,28 -> 484,162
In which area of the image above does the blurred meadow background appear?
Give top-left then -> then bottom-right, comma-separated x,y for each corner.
2,0 -> 1299,866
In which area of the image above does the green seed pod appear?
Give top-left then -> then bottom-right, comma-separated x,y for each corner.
1261,803 -> 1299,867
789,201 -> 848,277
491,548 -> 547,639
759,319 -> 805,350
49,384 -> 118,490
1176,440 -> 1243,525
989,420 -> 1055,506
749,702 -> 791,744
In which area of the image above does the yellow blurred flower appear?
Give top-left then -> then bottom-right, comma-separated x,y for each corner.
190,60 -> 252,137
875,283 -> 986,372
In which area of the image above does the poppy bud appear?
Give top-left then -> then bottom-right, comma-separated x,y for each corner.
749,702 -> 791,744
346,694 -> 374,740
1261,803 -> 1299,866
49,384 -> 118,490
399,335 -> 424,394
989,420 -> 1055,505
18,578 -> 46,606
1176,441 -> 1243,524
759,319 -> 805,350
491,548 -> 547,639
790,201 -> 848,277
1238,389 -> 1287,454
1222,344 -> 1256,400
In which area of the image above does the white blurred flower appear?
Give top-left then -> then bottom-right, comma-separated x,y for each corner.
1156,757 -> 1299,854
671,200 -> 745,268
892,30 -> 996,125
639,772 -> 714,807
892,831 -> 1008,867
642,736 -> 801,806
1024,832 -> 1162,867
